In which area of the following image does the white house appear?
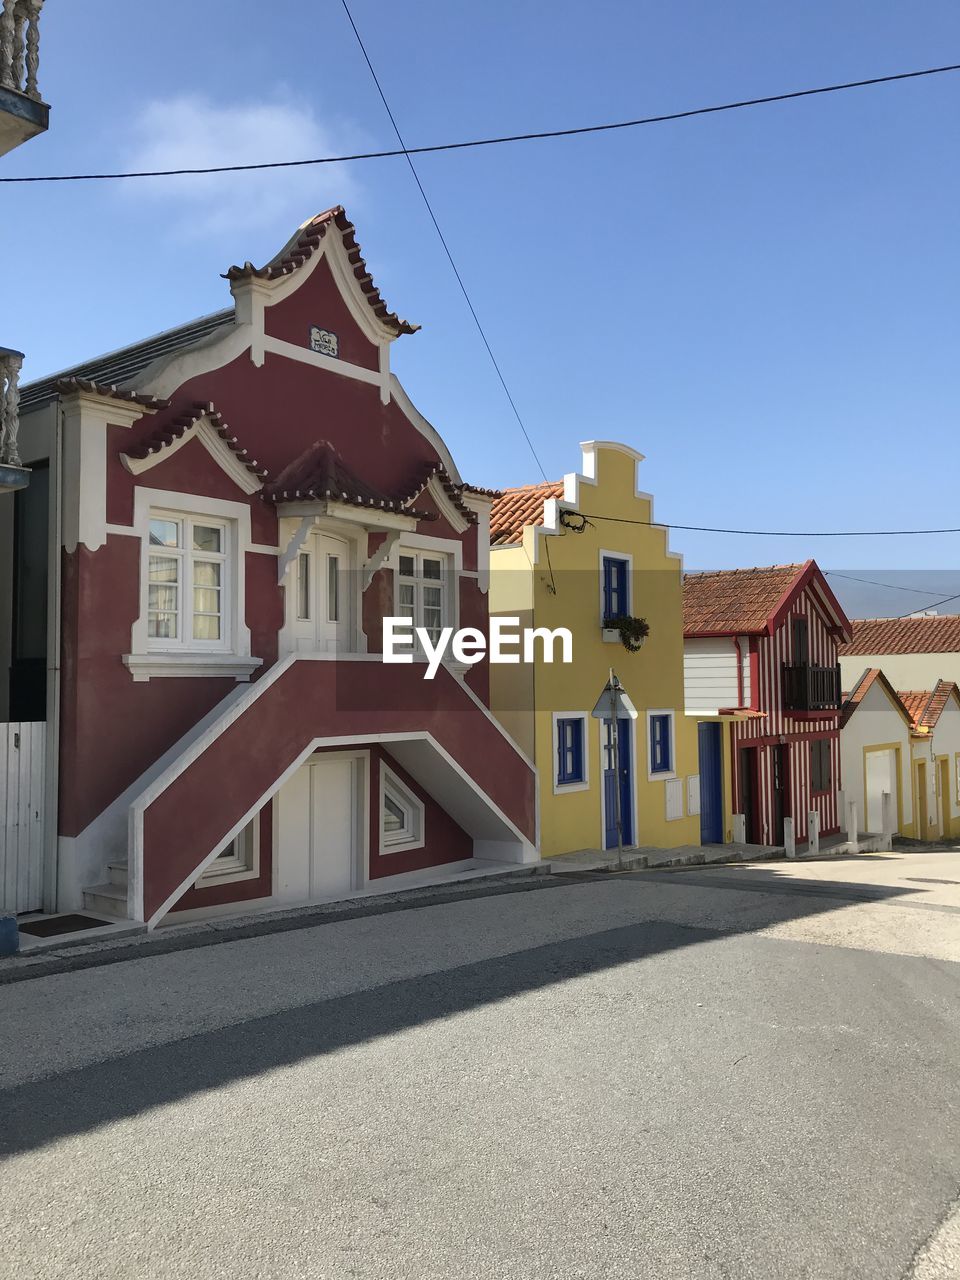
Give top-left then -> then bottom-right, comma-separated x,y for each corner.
899,681 -> 960,843
840,668 -> 913,837
839,616 -> 960,691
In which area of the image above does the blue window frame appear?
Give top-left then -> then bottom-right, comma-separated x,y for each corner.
649,713 -> 673,774
557,716 -> 585,785
602,556 -> 629,621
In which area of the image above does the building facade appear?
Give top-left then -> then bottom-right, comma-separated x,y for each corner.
899,681 -> 960,842
488,441 -> 700,858
0,207 -> 537,926
840,667 -> 914,837
683,562 -> 852,847
839,615 -> 960,691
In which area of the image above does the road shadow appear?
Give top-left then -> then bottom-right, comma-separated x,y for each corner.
0,867 -> 928,1161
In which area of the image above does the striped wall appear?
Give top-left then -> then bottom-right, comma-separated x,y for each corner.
732,586 -> 842,844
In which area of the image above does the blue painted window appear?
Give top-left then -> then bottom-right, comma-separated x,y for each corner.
557,717 -> 585,785
649,713 -> 673,774
602,556 -> 629,621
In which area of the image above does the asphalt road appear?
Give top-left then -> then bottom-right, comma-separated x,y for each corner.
2,850 -> 960,1279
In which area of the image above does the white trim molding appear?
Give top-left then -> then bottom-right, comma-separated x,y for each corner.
124,487 -> 259,681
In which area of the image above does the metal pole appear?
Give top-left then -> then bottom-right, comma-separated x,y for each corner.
610,667 -> 623,870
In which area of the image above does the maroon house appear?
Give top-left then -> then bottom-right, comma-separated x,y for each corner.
2,207 -> 537,928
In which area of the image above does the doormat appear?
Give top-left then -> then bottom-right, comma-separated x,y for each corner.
17,914 -> 114,938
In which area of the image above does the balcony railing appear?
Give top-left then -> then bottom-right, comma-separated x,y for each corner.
0,0 -> 44,101
0,347 -> 23,467
782,662 -> 842,713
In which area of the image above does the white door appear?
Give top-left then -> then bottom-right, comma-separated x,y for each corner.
291,531 -> 351,653
309,757 -> 357,897
865,748 -> 897,833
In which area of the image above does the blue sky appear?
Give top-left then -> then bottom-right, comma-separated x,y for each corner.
3,0 -> 959,605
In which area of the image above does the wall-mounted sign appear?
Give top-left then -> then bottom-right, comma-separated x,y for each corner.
309,326 -> 339,358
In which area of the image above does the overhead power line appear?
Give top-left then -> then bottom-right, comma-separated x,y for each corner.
896,590 -> 960,617
2,62 -> 958,183
825,571 -> 960,595
339,0 -> 548,481
571,511 -> 960,537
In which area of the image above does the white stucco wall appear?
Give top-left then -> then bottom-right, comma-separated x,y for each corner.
839,680 -> 912,835
912,697 -> 960,841
840,652 -> 960,692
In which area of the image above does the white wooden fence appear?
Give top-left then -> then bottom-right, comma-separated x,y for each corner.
1,721 -> 45,912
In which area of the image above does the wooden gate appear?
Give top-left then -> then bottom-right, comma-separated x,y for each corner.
1,721 -> 45,912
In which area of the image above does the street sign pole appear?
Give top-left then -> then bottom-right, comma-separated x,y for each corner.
592,669 -> 638,873
609,667 -> 624,870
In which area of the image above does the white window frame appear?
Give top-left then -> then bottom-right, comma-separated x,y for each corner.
379,763 -> 426,855
646,708 -> 677,781
394,546 -> 453,648
552,711 -> 590,794
124,488 -> 260,682
146,509 -> 231,653
196,817 -> 260,886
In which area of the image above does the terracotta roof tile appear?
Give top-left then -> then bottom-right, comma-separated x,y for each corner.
55,377 -> 170,410
263,441 -> 436,520
683,564 -> 805,636
223,206 -> 418,337
840,615 -> 960,656
490,481 -> 565,546
896,680 -> 959,730
125,401 -> 268,482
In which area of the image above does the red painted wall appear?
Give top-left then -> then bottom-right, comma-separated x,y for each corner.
139,660 -> 535,920
59,235 -> 502,917
170,802 -> 273,911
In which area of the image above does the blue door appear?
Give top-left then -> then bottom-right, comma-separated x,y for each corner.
603,717 -> 634,848
698,722 -> 724,844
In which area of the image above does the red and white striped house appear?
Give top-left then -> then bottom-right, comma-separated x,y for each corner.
683,562 -> 852,847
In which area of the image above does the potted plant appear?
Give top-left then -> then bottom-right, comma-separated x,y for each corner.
602,615 -> 650,652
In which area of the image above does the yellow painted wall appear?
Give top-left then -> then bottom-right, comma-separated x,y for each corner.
489,444 -> 700,856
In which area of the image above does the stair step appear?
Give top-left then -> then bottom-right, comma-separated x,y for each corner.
107,860 -> 129,887
82,882 -> 128,919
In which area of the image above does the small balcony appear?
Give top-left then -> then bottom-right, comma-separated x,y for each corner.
0,0 -> 48,158
782,662 -> 842,714
0,347 -> 29,493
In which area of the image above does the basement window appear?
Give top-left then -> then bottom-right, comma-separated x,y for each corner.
196,819 -> 259,885
379,765 -> 425,855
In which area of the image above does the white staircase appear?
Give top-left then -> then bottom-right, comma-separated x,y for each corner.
82,859 -> 128,919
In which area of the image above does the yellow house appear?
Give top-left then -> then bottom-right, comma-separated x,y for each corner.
488,441 -> 700,857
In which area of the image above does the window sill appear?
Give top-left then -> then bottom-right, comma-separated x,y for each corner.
649,769 -> 677,783
379,836 -> 426,856
195,863 -> 260,887
554,779 -> 589,794
123,652 -> 264,683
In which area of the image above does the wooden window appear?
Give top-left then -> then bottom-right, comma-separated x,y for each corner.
650,713 -> 673,774
602,556 -> 629,621
792,615 -> 809,665
397,551 -> 447,645
148,514 -> 228,649
811,739 -> 831,794
556,716 -> 585,785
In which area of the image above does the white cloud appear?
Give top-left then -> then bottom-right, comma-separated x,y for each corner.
121,93 -> 364,240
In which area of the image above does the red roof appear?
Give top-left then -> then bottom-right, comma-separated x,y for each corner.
840,615 -> 960,656
223,207 -> 418,337
490,481 -> 565,546
124,401 -> 269,483
264,441 -> 437,519
898,680 -> 960,730
683,564 -> 804,635
683,561 -> 851,639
